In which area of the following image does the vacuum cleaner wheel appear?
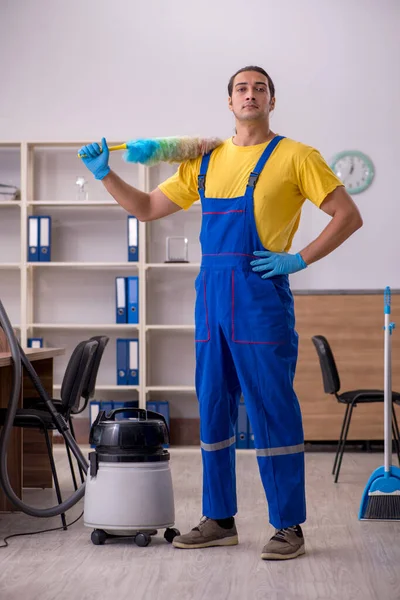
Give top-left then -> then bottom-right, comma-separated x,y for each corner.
91,529 -> 108,545
164,527 -> 180,543
135,532 -> 151,547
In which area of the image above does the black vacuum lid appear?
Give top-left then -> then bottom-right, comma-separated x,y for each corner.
89,408 -> 169,451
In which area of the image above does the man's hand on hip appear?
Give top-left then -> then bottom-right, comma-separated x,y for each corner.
251,250 -> 307,279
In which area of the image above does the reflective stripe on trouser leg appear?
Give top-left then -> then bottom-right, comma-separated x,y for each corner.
227,326 -> 306,529
196,325 -> 241,520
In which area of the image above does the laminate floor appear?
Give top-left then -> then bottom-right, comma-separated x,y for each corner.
0,447 -> 399,600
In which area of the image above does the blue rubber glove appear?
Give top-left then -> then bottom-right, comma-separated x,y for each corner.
78,137 -> 110,180
250,250 -> 307,279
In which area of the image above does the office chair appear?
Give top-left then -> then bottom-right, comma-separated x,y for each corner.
311,335 -> 400,483
0,339 -> 98,528
24,336 -> 109,490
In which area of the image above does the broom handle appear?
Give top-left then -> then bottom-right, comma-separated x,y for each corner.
77,143 -> 127,158
384,287 -> 392,473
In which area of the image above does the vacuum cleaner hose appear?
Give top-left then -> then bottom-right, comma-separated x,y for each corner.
0,300 -> 87,517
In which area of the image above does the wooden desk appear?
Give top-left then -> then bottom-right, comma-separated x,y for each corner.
293,293 -> 400,441
0,347 -> 65,512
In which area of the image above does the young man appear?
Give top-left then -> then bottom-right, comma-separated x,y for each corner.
78,65 -> 362,561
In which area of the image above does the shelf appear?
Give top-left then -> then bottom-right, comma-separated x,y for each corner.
0,201 -> 21,207
53,384 -> 140,392
146,386 -> 196,393
0,142 -> 20,147
146,325 -> 194,331
0,263 -> 21,270
145,263 -> 200,269
27,262 -> 138,269
29,323 -> 139,330
28,201 -> 121,207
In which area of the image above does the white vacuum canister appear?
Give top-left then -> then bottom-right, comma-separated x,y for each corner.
83,407 -> 180,546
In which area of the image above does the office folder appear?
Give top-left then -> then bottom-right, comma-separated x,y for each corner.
127,338 -> 139,385
127,216 -> 138,262
39,216 -> 51,261
236,400 -> 248,449
116,338 -> 128,385
146,401 -> 158,414
28,216 -> 39,262
248,416 -> 255,449
120,399 -> 139,419
90,401 -> 100,425
127,276 -> 139,324
115,277 -> 127,323
28,337 -> 43,348
100,401 -> 113,417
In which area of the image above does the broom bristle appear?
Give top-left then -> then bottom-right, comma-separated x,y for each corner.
364,493 -> 400,520
123,136 -> 223,166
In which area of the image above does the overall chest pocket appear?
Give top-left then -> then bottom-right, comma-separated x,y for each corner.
231,270 -> 290,344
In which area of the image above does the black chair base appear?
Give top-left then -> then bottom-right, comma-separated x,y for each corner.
333,404 -> 400,483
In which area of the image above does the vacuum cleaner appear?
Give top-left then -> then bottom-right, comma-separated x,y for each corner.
84,407 -> 180,546
0,299 -> 180,546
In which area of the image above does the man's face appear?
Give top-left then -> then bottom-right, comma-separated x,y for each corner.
228,71 -> 275,122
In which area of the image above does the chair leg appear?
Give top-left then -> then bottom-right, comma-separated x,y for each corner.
392,409 -> 400,466
65,437 -> 78,491
69,418 -> 85,484
43,428 -> 67,530
335,404 -> 354,483
333,404 -> 350,476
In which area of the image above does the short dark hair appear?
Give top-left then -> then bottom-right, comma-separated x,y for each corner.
228,66 -> 275,98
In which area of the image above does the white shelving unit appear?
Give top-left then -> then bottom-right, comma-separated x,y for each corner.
0,141 -> 201,417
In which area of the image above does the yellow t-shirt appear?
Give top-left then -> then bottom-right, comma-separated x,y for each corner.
158,136 -> 343,252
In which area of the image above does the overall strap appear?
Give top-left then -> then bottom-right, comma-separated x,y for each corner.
197,152 -> 212,200
245,135 -> 285,194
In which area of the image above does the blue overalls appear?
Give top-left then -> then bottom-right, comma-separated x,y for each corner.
195,135 -> 306,529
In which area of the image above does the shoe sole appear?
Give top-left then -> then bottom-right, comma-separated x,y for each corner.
173,534 -> 239,549
261,545 -> 305,561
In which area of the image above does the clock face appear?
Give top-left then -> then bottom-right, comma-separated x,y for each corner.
330,151 -> 374,194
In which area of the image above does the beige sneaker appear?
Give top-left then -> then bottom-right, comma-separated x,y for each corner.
261,525 -> 305,560
172,517 -> 239,549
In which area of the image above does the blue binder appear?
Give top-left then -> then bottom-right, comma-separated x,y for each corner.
116,338 -> 128,385
146,401 -> 158,414
236,401 -> 248,449
127,216 -> 138,262
248,416 -> 255,449
28,216 -> 39,262
127,338 -> 139,385
28,337 -> 43,348
39,216 -> 51,261
121,399 -> 139,418
100,401 -> 113,417
127,276 -> 139,324
115,277 -> 127,323
104,400 -> 139,420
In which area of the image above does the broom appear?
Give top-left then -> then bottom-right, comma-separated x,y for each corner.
359,286 -> 400,520
77,136 -> 223,166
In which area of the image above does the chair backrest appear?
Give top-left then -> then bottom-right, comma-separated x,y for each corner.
81,335 -> 109,401
311,335 -> 341,395
60,340 -> 98,413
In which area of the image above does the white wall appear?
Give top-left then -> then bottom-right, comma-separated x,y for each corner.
1,0 -> 400,289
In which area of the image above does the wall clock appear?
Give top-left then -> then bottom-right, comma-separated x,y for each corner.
330,150 -> 374,195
